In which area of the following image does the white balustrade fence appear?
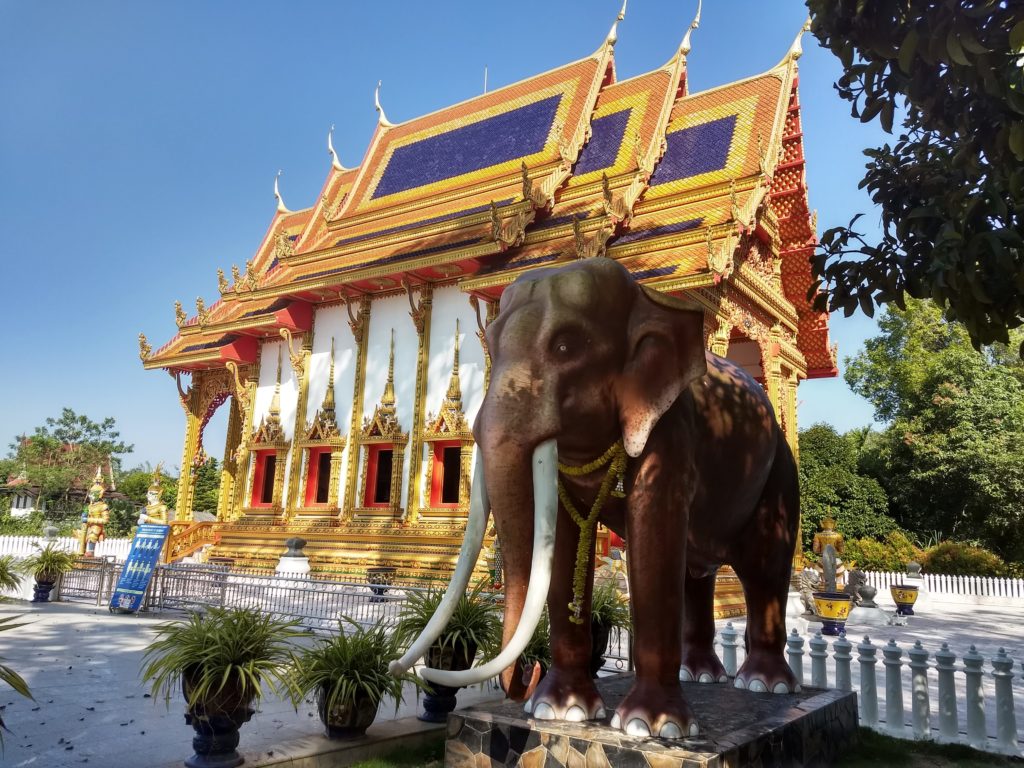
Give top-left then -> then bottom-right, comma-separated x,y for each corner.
715,623 -> 1022,757
0,534 -> 132,561
864,570 -> 1024,606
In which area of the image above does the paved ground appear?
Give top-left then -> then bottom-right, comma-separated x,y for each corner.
2,594 -> 1021,768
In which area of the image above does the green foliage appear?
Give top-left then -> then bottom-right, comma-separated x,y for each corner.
921,541 -> 1006,576
141,607 -> 303,711
798,424 -> 898,554
590,581 -> 631,631
844,532 -> 923,572
192,458 -> 221,515
393,582 -> 502,664
18,543 -> 77,581
519,609 -> 551,673
288,618 -> 417,719
807,1 -> 1024,353
0,556 -> 22,594
0,616 -> 33,749
845,301 -> 1024,561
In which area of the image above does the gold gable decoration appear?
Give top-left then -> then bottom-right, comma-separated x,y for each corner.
424,320 -> 471,441
306,338 -> 342,442
252,347 -> 288,446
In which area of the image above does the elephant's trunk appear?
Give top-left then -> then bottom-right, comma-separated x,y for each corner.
389,450 -> 490,677
418,439 -> 558,690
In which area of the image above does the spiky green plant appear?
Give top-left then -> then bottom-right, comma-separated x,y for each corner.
0,556 -> 23,595
591,580 -> 631,631
394,582 -> 501,664
141,607 -> 303,713
0,616 -> 32,749
18,544 -> 76,582
288,618 -> 419,720
518,608 -> 551,673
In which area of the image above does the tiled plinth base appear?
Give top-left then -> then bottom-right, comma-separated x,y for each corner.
445,674 -> 858,767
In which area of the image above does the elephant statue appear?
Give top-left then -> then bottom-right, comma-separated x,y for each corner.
390,258 -> 800,739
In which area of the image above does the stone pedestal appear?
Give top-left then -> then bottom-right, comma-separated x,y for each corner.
276,537 -> 311,577
446,674 -> 858,768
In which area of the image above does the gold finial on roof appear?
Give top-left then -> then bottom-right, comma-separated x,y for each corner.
605,0 -> 627,46
196,297 -> 210,325
783,17 -> 812,64
138,332 -> 152,362
217,268 -> 229,294
231,264 -> 242,286
374,81 -> 394,127
174,301 -> 187,328
274,170 -> 290,214
382,329 -> 396,409
327,124 -> 348,171
680,0 -> 702,56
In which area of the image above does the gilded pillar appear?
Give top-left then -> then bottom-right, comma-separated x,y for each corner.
342,297 -> 371,517
282,328 -> 312,519
226,362 -> 258,521
404,282 -> 433,522
216,395 -> 243,521
469,295 -> 497,390
784,371 -> 799,460
763,325 -> 784,420
709,320 -> 731,357
175,406 -> 201,522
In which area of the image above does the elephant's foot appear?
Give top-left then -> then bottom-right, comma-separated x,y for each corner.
734,651 -> 800,694
524,668 -> 606,723
610,681 -> 699,739
679,648 -> 728,684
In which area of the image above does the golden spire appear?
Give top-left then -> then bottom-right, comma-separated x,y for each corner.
781,17 -> 812,65
605,0 -> 627,46
323,337 -> 337,413
270,345 -> 283,417
680,0 -> 702,57
445,320 -> 463,404
274,170 -> 290,214
327,124 -> 347,171
381,329 -> 396,410
374,80 -> 394,127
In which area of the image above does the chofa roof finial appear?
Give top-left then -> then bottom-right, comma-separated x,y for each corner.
274,170 -> 290,214
375,80 -> 394,127
605,0 -> 627,47
327,124 -> 347,171
784,17 -> 812,63
680,0 -> 702,57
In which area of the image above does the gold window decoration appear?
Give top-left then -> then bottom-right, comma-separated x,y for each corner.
247,347 -> 290,513
295,338 -> 346,509
422,321 -> 473,517
356,330 -> 408,518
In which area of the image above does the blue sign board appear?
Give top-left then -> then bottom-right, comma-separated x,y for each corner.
109,523 -> 170,613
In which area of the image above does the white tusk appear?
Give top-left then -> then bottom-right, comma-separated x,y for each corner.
389,450 -> 490,676
419,439 -> 557,687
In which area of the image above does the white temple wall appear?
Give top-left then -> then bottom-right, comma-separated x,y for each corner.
252,340 -> 299,438
363,295 -> 418,510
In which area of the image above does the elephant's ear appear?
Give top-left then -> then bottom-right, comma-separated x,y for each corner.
617,285 -> 707,458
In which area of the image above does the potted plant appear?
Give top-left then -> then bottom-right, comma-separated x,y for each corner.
812,590 -> 853,635
394,581 -> 501,723
288,618 -> 419,739
19,543 -> 76,603
590,580 -> 631,677
0,554 -> 23,599
141,607 -> 303,768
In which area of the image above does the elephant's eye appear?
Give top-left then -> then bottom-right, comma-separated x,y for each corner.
550,330 -> 586,359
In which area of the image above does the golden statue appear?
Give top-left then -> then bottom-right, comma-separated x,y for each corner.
79,466 -> 110,556
137,464 -> 169,525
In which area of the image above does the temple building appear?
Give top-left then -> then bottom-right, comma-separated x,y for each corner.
140,8 -> 836,598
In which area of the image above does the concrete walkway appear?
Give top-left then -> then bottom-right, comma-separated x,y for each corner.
0,601 -> 501,768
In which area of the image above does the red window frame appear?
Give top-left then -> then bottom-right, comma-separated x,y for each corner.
429,441 -> 462,508
250,449 -> 277,508
363,444 -> 395,508
304,447 -> 334,507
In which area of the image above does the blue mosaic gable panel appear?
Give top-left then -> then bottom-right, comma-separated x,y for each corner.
630,265 -> 676,280
372,95 -> 562,199
650,114 -> 737,187
573,109 -> 631,176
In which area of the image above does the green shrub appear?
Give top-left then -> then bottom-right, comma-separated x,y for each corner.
921,541 -> 1006,576
844,531 -> 923,572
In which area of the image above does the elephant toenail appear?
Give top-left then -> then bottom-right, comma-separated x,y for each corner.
688,722 -> 700,737
680,668 -> 694,682
610,713 -> 621,729
734,678 -> 747,689
523,699 -> 533,714
625,718 -> 652,737
595,706 -> 607,720
718,674 -> 729,683
565,705 -> 587,722
697,672 -> 714,684
772,682 -> 791,694
749,680 -> 768,693
659,722 -> 683,739
533,702 -> 555,720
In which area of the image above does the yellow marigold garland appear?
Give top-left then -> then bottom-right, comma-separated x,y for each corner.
557,440 -> 626,624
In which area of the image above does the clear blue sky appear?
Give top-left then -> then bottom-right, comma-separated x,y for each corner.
0,0 -> 885,471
